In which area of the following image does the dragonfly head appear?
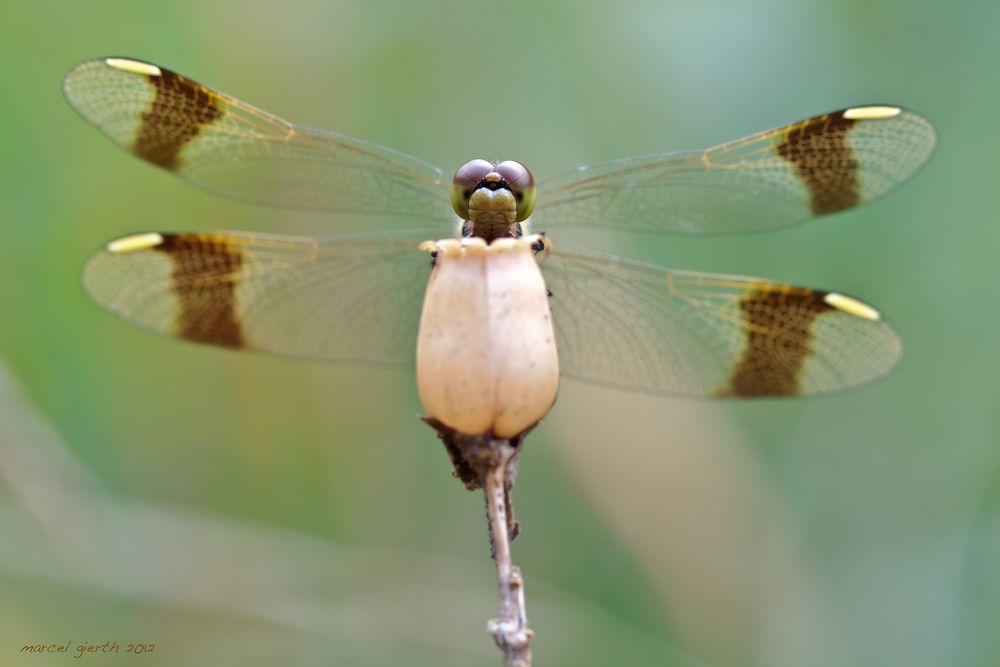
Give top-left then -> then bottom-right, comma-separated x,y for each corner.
451,159 -> 536,240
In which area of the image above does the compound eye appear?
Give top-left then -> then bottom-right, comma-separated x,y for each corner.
495,160 -> 536,222
451,159 -> 494,219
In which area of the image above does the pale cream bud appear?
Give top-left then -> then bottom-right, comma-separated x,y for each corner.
416,235 -> 559,438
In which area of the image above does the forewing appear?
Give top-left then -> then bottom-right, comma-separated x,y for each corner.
535,106 -> 935,235
83,230 -> 437,364
542,250 -> 902,396
64,58 -> 454,222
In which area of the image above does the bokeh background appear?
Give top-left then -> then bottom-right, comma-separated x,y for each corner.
1,1 -> 998,665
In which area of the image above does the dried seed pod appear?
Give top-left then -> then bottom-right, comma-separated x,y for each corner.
417,235 -> 559,438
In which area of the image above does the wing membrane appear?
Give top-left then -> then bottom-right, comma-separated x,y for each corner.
535,106 -> 935,235
69,62 -> 913,395
64,58 -> 454,222
83,230 -> 437,364
542,250 -> 902,396
84,231 -> 902,396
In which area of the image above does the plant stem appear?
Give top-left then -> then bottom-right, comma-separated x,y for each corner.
483,441 -> 533,667
421,417 -> 535,667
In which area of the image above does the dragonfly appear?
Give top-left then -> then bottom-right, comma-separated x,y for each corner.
64,57 -> 936,398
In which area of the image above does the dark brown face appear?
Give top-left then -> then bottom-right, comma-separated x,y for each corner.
450,159 -> 536,224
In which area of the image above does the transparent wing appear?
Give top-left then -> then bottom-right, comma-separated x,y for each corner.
64,57 -> 454,222
83,229 -> 438,364
535,106 -> 936,235
84,231 -> 902,396
542,250 -> 902,396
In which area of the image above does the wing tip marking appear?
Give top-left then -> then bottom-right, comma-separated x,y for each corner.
823,292 -> 881,320
104,57 -> 162,77
107,232 -> 165,253
842,105 -> 901,120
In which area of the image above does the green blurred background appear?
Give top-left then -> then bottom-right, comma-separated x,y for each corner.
1,1 -> 998,665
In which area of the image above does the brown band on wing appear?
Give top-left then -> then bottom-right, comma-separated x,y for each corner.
133,69 -> 222,171
775,111 -> 860,215
154,234 -> 246,348
727,287 -> 834,396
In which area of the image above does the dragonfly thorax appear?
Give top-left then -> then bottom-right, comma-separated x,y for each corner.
451,159 -> 536,243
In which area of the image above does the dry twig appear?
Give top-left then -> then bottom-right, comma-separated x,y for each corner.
423,417 -> 535,667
